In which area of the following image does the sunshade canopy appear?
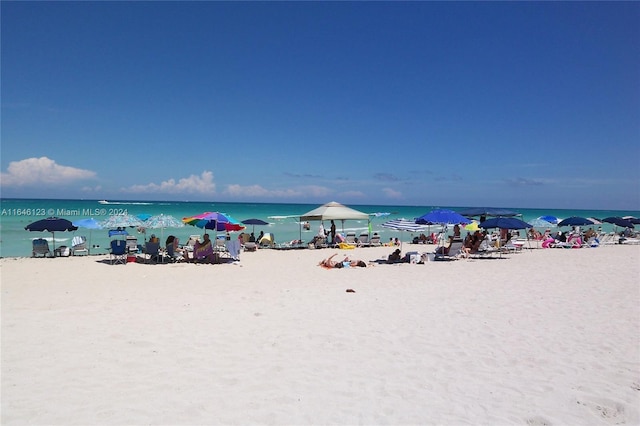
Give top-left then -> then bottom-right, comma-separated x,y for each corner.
601,217 -> 635,228
480,217 -> 532,230
538,215 -> 559,224
25,217 -> 78,252
241,218 -> 269,226
101,214 -> 145,229
457,207 -> 520,217
25,217 -> 78,233
623,216 -> 640,224
73,218 -> 103,229
183,212 -> 246,232
557,216 -> 597,227
380,219 -> 428,233
300,201 -> 369,221
415,209 -> 470,225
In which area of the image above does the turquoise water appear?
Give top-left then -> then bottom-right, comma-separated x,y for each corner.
1,198 -> 638,258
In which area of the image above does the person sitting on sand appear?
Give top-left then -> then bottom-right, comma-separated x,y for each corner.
387,248 -> 402,263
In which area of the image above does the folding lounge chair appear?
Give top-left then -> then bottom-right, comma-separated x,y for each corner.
243,241 -> 257,252
358,233 -> 370,247
434,240 -> 464,261
126,236 -> 140,254
165,244 -> 184,262
71,236 -> 89,256
32,238 -> 52,258
369,234 -> 382,247
144,242 -> 162,264
345,232 -> 357,245
109,240 -> 127,265
472,238 -> 500,258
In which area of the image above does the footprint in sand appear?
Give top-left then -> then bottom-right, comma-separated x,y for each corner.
525,416 -> 552,426
576,397 -> 627,424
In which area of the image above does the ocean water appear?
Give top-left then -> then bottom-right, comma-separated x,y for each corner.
1,198 -> 638,258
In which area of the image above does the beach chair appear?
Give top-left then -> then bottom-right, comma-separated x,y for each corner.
369,234 -> 382,247
215,238 -> 228,253
358,232 -> 370,247
109,240 -> 127,265
259,233 -> 275,248
71,236 -> 89,256
434,240 -> 464,261
500,239 -> 523,254
345,232 -> 357,245
165,243 -> 184,262
125,236 -> 140,254
472,237 -> 500,258
144,241 -> 162,264
32,238 -> 52,258
243,241 -> 257,252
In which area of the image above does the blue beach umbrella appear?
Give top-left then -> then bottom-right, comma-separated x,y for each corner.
457,207 -> 520,218
241,218 -> 269,234
623,216 -> 640,225
416,209 -> 470,225
601,217 -> 635,229
538,215 -> 559,225
73,218 -> 103,252
479,217 -> 532,230
527,218 -> 556,228
557,217 -> 596,227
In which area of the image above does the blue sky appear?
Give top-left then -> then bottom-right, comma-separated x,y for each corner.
2,2 -> 639,210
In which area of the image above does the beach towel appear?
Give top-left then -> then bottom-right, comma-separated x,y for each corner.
226,240 -> 241,260
194,242 -> 213,259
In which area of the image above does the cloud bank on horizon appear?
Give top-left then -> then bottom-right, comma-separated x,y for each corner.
1,156 -> 638,211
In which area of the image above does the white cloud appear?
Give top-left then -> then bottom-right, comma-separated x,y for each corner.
124,171 -> 216,194
382,187 -> 403,198
223,184 -> 334,199
0,157 -> 96,186
224,184 -> 302,198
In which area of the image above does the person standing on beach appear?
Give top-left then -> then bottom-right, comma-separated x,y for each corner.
330,220 -> 336,243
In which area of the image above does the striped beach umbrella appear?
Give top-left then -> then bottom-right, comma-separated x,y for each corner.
381,219 -> 428,247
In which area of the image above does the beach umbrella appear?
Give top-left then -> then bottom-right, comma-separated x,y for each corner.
100,214 -> 145,229
457,207 -> 520,218
538,215 -> 559,225
479,217 -> 532,230
381,219 -> 428,248
527,218 -> 556,228
415,209 -> 470,225
241,218 -> 269,234
557,217 -> 596,227
143,214 -> 185,242
25,217 -> 78,253
183,212 -> 246,232
464,221 -> 480,232
601,217 -> 635,229
73,218 -> 103,253
623,216 -> 640,225
108,229 -> 129,241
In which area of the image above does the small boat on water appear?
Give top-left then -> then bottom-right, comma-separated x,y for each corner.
98,200 -> 109,204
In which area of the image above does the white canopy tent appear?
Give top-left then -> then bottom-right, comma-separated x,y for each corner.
299,201 -> 371,242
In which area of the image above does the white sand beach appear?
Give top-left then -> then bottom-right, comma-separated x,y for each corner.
1,244 -> 639,425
